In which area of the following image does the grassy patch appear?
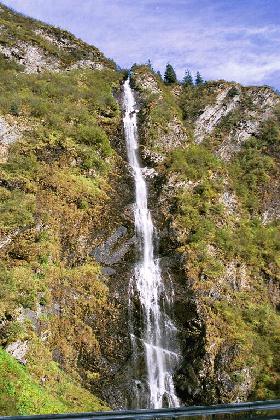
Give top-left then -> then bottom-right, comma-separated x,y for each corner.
0,347 -> 109,416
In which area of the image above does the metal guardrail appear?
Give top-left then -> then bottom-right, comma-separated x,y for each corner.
0,400 -> 280,420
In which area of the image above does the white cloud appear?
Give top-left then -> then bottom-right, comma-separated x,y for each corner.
2,0 -> 280,87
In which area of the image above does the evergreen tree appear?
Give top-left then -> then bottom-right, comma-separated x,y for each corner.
147,59 -> 152,69
164,63 -> 177,84
195,71 -> 203,85
183,70 -> 193,86
156,70 -> 162,80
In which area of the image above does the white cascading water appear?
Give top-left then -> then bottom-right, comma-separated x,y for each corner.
123,79 -> 180,409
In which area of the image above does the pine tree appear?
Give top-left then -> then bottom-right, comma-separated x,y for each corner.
164,63 -> 177,84
147,59 -> 152,69
157,70 -> 162,80
183,70 -> 193,87
195,71 -> 203,86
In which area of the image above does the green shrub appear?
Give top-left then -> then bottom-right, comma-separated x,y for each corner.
9,101 -> 20,116
0,189 -> 35,232
214,299 -> 280,399
169,144 -> 222,181
227,86 -> 239,98
229,125 -> 278,213
74,124 -> 112,156
29,97 -> 49,118
179,82 -> 217,123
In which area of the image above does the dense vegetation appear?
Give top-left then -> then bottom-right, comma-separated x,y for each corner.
0,31 -> 124,412
132,65 -> 280,400
168,122 -> 280,398
0,3 -> 279,412
0,347 -> 108,416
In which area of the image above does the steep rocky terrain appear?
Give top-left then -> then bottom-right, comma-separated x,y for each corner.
0,3 -> 279,415
0,3 -> 114,73
0,3 -> 132,415
131,65 -> 280,403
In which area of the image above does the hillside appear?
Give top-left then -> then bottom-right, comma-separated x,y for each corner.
0,3 -> 127,414
0,2 -> 279,415
131,65 -> 280,403
0,2 -> 115,72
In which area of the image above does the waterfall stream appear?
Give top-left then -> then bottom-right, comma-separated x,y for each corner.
123,79 -> 180,409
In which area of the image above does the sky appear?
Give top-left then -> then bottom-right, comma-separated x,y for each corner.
2,0 -> 280,88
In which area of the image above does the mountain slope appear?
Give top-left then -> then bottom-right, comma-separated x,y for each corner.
0,2 -> 115,73
0,2 -> 279,414
131,65 -> 280,403
0,3 -> 127,414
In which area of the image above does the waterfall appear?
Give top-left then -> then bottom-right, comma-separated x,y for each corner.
123,79 -> 180,409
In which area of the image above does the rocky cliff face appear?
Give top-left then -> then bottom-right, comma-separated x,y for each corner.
131,65 -> 280,404
0,3 -> 279,415
0,3 -> 114,73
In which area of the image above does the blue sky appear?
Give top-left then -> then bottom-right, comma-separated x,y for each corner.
2,0 -> 280,88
